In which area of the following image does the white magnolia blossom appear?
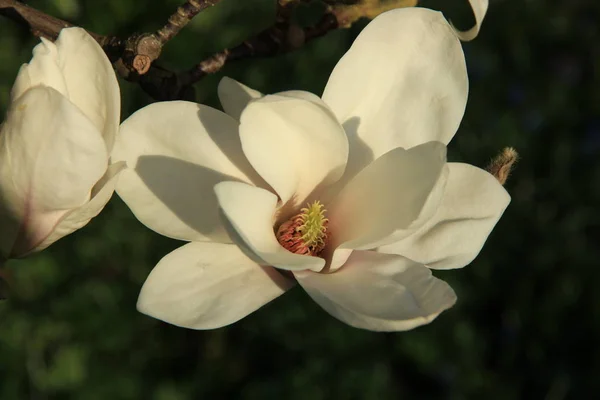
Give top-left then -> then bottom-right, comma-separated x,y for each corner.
113,8 -> 509,332
0,28 -> 124,258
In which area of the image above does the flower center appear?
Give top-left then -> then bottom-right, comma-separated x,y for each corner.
276,201 -> 329,257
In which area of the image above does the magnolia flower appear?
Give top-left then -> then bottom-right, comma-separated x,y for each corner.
0,28 -> 124,258
113,8 -> 509,331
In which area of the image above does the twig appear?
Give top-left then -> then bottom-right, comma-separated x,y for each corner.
0,0 -> 417,101
124,0 -> 224,76
179,0 -> 415,85
136,0 -> 416,99
0,0 -> 123,56
0,0 -> 210,99
156,0 -> 221,44
181,12 -> 338,84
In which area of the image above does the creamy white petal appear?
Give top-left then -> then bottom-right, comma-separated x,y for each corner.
218,77 -> 263,121
29,162 -> 126,255
214,181 -> 325,272
326,142 -> 447,270
11,37 -> 68,102
10,28 -> 120,152
113,101 -> 263,243
378,163 -> 510,269
295,250 -> 456,332
54,27 -> 121,151
322,8 -> 467,179
239,93 -> 348,205
137,242 -> 294,330
0,87 -> 107,257
452,0 -> 489,41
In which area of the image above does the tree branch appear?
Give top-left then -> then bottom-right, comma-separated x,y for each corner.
0,0 -> 417,101
156,0 -> 221,44
123,0 -> 224,76
0,0 -> 216,99
175,0 -> 416,89
0,0 -> 123,54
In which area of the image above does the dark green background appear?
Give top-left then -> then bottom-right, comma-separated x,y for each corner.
1,0 -> 598,398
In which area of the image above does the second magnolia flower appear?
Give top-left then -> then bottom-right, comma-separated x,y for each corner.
0,28 -> 123,258
113,8 -> 510,331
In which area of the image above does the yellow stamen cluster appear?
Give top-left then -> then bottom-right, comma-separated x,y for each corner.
276,201 -> 329,256
298,201 -> 329,249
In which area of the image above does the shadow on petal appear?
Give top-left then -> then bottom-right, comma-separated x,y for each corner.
136,155 -> 245,241
342,117 -> 375,180
313,117 -> 374,206
197,107 -> 269,191
218,208 -> 271,266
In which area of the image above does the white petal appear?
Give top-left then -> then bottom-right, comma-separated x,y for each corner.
378,163 -> 510,269
239,93 -> 348,205
113,101 -> 263,243
29,162 -> 126,254
11,37 -> 68,102
322,8 -> 467,179
138,242 -> 294,330
217,77 -> 263,121
0,87 -> 107,257
54,27 -> 121,151
214,181 -> 325,272
11,28 -> 120,152
452,0 -> 489,42
326,142 -> 447,270
294,250 -> 456,332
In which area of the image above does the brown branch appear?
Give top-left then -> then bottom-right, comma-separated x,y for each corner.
137,0 -> 416,99
0,0 -> 123,55
178,0 -> 416,86
0,0 -> 213,99
0,0 -> 417,101
0,0 -> 225,75
156,0 -> 221,44
180,11 -> 338,85
135,0 -> 339,99
124,0 -> 224,76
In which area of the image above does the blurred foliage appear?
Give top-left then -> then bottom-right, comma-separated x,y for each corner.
1,0 -> 600,398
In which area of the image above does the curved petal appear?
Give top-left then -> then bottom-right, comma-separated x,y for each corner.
322,8 -> 467,179
218,77 -> 263,121
137,242 -> 294,330
239,93 -> 348,205
214,181 -> 325,272
29,162 -> 126,255
54,27 -> 121,151
113,101 -> 263,243
11,28 -> 120,152
0,87 -> 108,257
378,163 -> 510,269
326,142 -> 447,270
294,250 -> 456,332
452,0 -> 489,42
11,37 -> 68,102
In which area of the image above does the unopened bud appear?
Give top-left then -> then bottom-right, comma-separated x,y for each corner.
486,147 -> 518,185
